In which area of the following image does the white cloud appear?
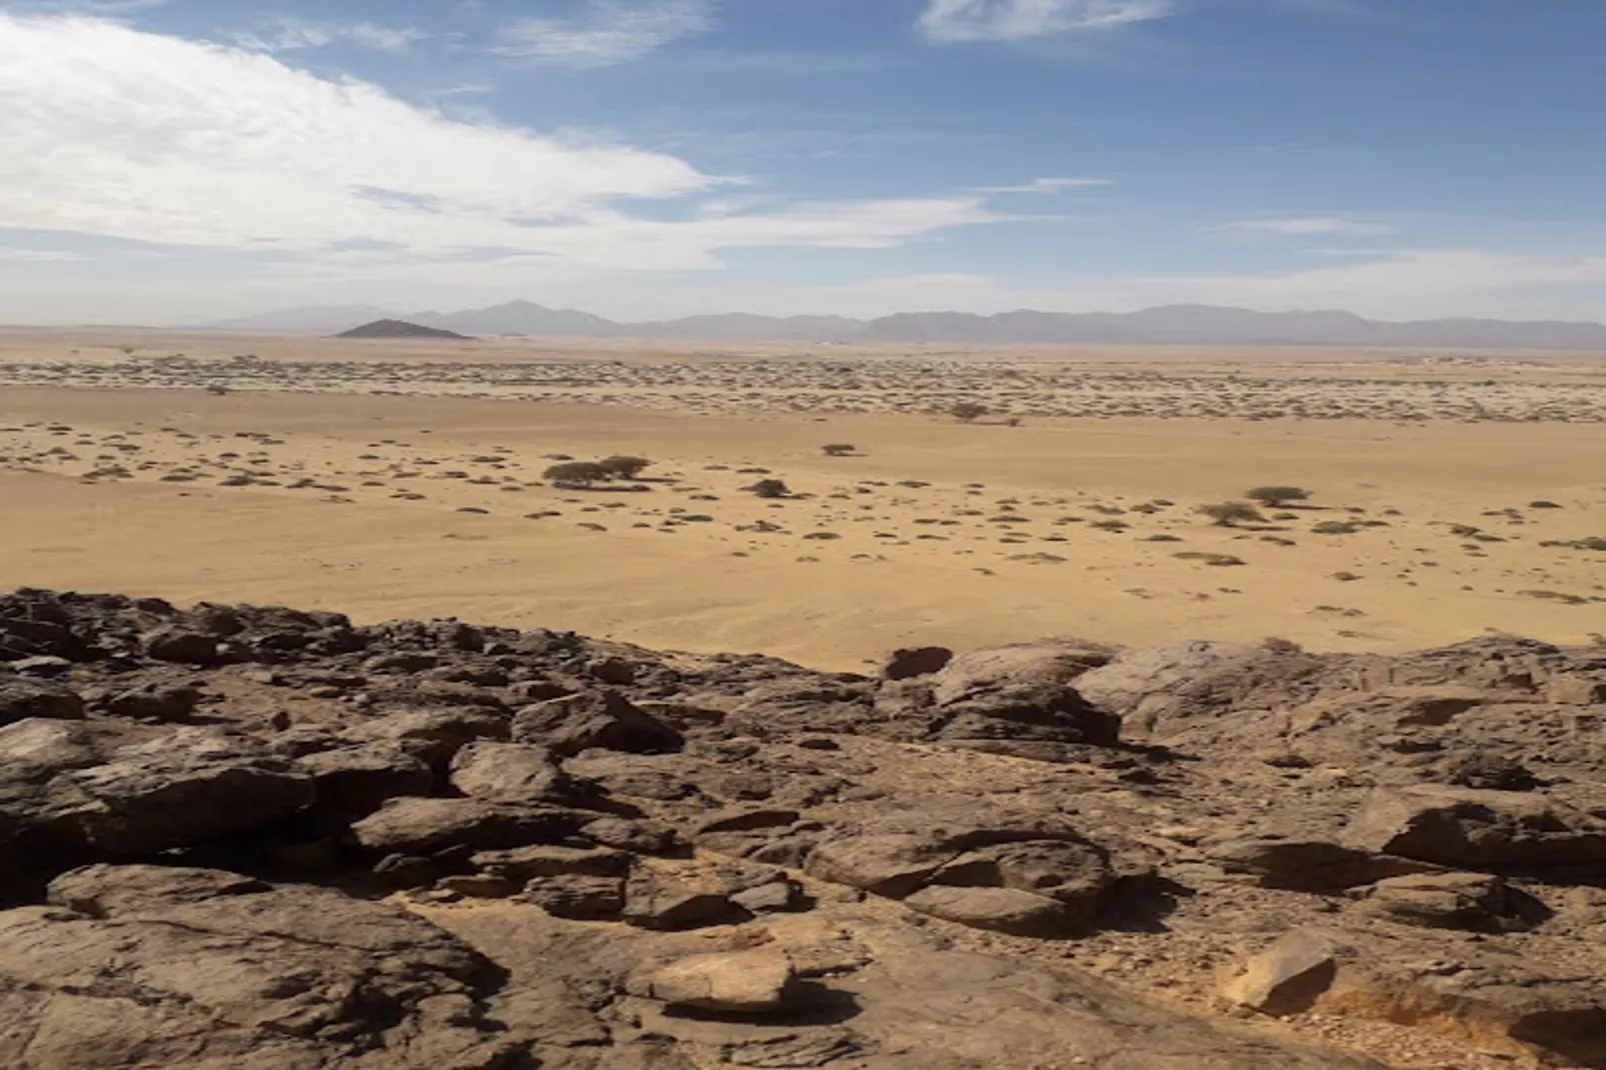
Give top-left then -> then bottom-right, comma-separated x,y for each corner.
0,0 -> 163,12
497,0 -> 713,68
979,176 -> 1110,194
234,17 -> 428,55
0,13 -> 1003,283
1221,216 -> 1394,235
919,0 -> 1176,42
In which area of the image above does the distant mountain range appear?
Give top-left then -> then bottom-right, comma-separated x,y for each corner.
208,300 -> 1606,349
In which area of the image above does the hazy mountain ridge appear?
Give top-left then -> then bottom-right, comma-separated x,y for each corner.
210,300 -> 1606,349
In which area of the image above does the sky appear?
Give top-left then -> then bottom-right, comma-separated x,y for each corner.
2,0 -> 1606,325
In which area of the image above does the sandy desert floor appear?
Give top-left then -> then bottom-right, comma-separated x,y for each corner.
1,329 -> 1603,670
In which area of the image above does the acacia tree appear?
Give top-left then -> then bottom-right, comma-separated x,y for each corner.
544,461 -> 610,486
1245,485 -> 1312,508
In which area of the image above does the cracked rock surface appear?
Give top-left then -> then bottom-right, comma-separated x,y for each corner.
4,588 -> 1606,1068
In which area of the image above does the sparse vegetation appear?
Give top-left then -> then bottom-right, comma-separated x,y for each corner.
597,455 -> 652,479
1197,501 -> 1265,527
745,478 -> 791,498
949,401 -> 989,423
1540,536 -> 1606,551
821,444 -> 856,456
1311,520 -> 1361,535
1245,485 -> 1312,507
543,461 -> 611,486
1174,551 -> 1246,566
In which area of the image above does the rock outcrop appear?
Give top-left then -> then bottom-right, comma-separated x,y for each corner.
4,587 -> 1606,1069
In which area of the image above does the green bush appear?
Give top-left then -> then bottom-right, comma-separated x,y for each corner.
1196,501 -> 1265,527
544,461 -> 610,485
597,455 -> 651,478
746,478 -> 791,498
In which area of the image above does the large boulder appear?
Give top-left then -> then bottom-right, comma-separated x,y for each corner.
930,639 -> 1115,707
349,796 -> 588,854
1074,640 -> 1326,739
340,707 -> 509,767
51,729 -> 314,857
1350,872 -> 1544,931
296,744 -> 434,815
803,805 -> 1120,933
918,640 -> 1123,758
637,948 -> 797,1013
0,863 -> 522,1069
0,676 -> 85,725
448,741 -> 577,804
1343,786 -> 1606,876
511,689 -> 682,756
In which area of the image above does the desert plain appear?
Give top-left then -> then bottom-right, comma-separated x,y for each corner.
5,328 -> 1606,1070
1,327 -> 1602,671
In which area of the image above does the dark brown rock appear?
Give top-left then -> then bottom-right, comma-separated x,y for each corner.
880,646 -> 953,681
0,677 -> 84,725
349,796 -> 587,854
140,627 -> 221,665
1344,785 -> 1606,874
512,689 -> 682,756
54,730 -> 314,857
297,743 -> 434,815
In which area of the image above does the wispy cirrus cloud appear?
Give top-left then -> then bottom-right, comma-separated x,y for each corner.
496,0 -> 714,68
233,17 -> 429,55
1221,216 -> 1395,235
979,176 -> 1111,194
918,0 -> 1178,42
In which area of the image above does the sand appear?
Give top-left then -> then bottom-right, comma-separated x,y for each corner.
1,329 -> 1603,670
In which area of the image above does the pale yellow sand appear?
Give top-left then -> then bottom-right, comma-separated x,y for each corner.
2,337 -> 1602,671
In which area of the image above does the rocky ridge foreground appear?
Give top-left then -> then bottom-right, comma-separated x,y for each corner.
2,590 -> 1604,1069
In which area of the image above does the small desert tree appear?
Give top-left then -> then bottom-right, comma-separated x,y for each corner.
746,478 -> 791,499
597,455 -> 651,479
949,401 -> 989,423
544,461 -> 610,486
1197,501 -> 1265,527
821,444 -> 856,457
1245,485 -> 1312,508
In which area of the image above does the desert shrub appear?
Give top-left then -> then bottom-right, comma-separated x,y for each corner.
1246,485 -> 1312,507
1529,500 -> 1562,509
821,444 -> 856,456
1540,536 -> 1606,551
1174,551 -> 1245,566
949,401 -> 990,422
544,461 -> 610,485
1196,501 -> 1265,527
205,384 -> 229,396
1311,520 -> 1360,535
1090,519 -> 1129,531
597,455 -> 651,478
746,478 -> 791,498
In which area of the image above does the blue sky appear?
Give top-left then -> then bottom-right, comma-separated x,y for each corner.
2,0 -> 1605,324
